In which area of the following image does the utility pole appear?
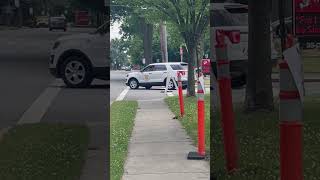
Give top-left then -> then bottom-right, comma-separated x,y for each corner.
15,0 -> 22,27
160,20 -> 168,62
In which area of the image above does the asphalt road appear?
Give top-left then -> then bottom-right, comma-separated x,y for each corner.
0,27 -> 108,129
110,70 -> 128,103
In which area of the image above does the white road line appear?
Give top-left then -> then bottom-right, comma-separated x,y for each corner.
115,87 -> 129,101
17,79 -> 63,124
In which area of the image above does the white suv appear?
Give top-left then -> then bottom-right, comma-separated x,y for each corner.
211,3 -> 279,86
125,62 -> 188,90
49,21 -> 109,88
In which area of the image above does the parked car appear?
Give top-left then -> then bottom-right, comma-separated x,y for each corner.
49,16 -> 67,31
125,62 -> 188,90
211,3 -> 279,86
36,16 -> 49,28
49,21 -> 109,88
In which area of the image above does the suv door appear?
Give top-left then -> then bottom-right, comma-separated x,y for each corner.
140,65 -> 155,83
153,65 -> 167,82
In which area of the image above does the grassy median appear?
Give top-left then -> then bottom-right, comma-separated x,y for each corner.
0,123 -> 89,180
110,101 -> 138,180
165,95 -> 211,153
211,97 -> 320,179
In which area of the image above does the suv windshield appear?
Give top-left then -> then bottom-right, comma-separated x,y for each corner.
170,64 -> 184,70
212,8 -> 248,27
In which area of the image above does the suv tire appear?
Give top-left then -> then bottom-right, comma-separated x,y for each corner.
128,78 -> 139,89
61,56 -> 93,88
165,79 -> 176,90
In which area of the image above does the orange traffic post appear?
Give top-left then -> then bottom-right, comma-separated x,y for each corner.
215,30 -> 239,172
279,34 -> 303,180
177,71 -> 185,117
187,80 -> 206,160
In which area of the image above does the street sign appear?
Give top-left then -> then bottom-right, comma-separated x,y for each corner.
294,0 -> 320,36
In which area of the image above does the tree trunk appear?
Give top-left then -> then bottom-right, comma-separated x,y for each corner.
143,23 -> 153,65
245,0 -> 274,111
186,43 -> 196,97
160,20 -> 168,62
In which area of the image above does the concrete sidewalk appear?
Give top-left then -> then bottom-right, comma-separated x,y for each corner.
122,100 -> 209,180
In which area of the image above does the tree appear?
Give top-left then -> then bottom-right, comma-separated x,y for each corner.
245,0 -> 274,111
112,0 -> 210,96
111,39 -> 129,70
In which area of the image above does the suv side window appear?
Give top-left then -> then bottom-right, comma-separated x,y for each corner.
154,65 -> 167,71
170,64 -> 184,70
142,65 -> 155,72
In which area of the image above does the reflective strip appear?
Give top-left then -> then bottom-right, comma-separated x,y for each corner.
197,92 -> 205,101
279,91 -> 300,100
178,81 -> 182,87
280,68 -> 297,91
280,99 -> 303,121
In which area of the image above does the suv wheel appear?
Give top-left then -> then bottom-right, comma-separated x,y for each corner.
61,56 -> 93,88
129,78 -> 139,89
165,79 -> 176,90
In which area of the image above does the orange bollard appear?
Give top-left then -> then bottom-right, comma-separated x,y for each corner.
187,80 -> 206,160
177,71 -> 185,117
279,34 -> 303,180
215,30 -> 239,172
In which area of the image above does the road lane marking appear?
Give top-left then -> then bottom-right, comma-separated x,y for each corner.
17,79 -> 63,124
115,87 -> 129,101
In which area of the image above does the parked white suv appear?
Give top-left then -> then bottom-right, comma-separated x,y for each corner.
49,21 -> 109,88
211,3 -> 279,86
125,62 -> 188,90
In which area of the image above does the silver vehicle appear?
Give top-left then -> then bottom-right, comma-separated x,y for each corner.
49,17 -> 67,31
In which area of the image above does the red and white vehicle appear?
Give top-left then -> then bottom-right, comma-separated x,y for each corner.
125,62 -> 188,90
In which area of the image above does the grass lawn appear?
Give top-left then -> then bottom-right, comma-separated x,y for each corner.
0,123 -> 89,180
211,97 -> 320,179
165,95 -> 210,153
273,49 -> 320,73
110,101 -> 138,180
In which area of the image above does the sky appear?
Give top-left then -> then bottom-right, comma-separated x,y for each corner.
110,21 -> 122,40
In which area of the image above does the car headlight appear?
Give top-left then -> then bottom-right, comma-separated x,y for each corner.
52,41 -> 60,50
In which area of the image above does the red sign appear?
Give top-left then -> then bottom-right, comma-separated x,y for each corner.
294,0 -> 320,36
201,59 -> 211,75
75,11 -> 90,26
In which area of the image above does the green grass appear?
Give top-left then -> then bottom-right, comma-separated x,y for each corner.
0,123 -> 89,180
211,97 -> 320,179
110,101 -> 138,180
165,95 -> 211,153
273,49 -> 320,73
